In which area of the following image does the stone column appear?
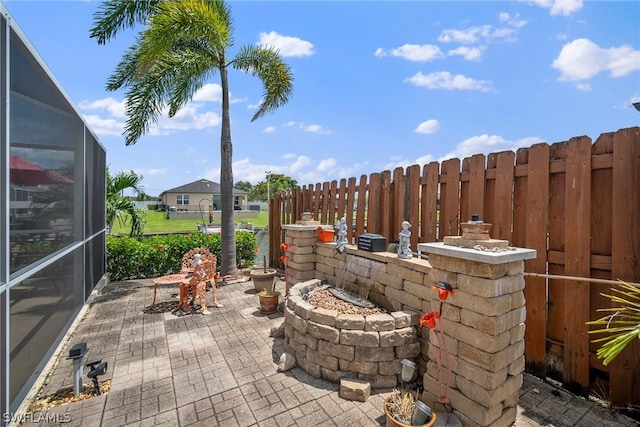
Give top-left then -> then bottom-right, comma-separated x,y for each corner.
417,242 -> 536,427
281,225 -> 319,292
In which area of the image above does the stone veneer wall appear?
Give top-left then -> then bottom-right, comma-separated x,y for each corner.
280,225 -> 535,427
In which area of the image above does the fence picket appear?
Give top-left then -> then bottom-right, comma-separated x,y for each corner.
610,127 -> 640,406
563,136 -> 592,391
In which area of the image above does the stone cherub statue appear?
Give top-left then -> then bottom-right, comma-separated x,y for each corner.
398,220 -> 413,259
335,217 -> 348,253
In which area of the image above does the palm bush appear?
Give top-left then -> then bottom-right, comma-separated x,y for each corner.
587,280 -> 640,366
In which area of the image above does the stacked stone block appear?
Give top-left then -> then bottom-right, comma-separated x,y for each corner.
284,279 -> 420,388
281,226 -> 319,288
281,224 -> 535,427
420,244 -> 535,427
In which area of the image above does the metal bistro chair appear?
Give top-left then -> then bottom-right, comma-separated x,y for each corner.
178,254 -> 221,314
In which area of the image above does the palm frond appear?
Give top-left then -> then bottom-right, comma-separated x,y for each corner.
587,280 -> 640,366
232,45 -> 294,122
90,0 -> 161,45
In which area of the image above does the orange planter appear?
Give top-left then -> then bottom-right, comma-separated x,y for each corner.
317,227 -> 335,242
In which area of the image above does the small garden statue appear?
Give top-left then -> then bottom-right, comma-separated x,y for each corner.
398,221 -> 413,259
336,217 -> 348,253
192,253 -> 203,267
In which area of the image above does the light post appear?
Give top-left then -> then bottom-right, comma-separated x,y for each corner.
265,170 -> 272,202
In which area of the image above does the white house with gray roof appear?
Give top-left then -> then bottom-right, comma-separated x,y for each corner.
159,179 -> 249,212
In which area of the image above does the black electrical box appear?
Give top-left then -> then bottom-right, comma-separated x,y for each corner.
358,234 -> 387,252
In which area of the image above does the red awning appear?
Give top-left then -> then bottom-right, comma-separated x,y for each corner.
10,155 -> 74,186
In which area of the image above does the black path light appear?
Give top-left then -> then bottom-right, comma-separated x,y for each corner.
86,360 -> 108,395
66,343 -> 88,397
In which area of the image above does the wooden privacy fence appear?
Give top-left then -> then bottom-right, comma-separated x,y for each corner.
270,126 -> 640,408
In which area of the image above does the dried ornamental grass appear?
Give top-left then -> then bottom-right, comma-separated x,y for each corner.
386,389 -> 416,424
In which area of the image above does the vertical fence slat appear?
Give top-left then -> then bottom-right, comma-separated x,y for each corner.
493,151 -> 515,241
407,165 -> 420,250
589,133 -> 614,373
563,136 -> 592,391
422,162 -> 439,242
523,143 -> 550,373
321,182 -> 330,224
380,171 -> 392,241
328,180 -> 338,225
547,142 -> 567,367
468,154 -> 486,223
355,175 -> 367,237
485,154 -> 497,229
293,186 -> 302,222
367,173 -> 381,235
610,127 -> 640,406
441,158 -> 461,238
337,178 -> 347,222
346,177 -> 357,242
313,183 -> 321,221
392,167 -> 405,238
303,184 -> 312,213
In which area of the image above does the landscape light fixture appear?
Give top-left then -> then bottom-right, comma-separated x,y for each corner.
66,342 -> 88,396
400,358 -> 417,383
86,360 -> 108,395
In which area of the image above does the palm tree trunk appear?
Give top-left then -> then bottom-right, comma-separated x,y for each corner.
219,62 -> 237,276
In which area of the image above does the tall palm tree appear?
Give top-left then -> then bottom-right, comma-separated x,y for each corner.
106,168 -> 146,237
90,0 -> 293,275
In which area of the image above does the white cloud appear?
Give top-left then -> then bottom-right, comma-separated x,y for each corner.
283,121 -> 297,127
374,44 -> 444,62
438,25 -> 517,44
415,154 -> 435,166
263,126 -> 276,133
499,12 -> 527,29
415,119 -> 440,134
158,105 -> 220,130
303,124 -> 332,134
79,93 -> 221,138
448,46 -> 486,61
146,168 -> 167,176
440,134 -> 543,161
79,97 -> 126,117
552,38 -> 640,81
215,154 -> 364,185
82,114 -> 124,136
575,82 -> 592,92
317,158 -> 337,171
289,155 -> 312,172
192,83 -> 222,102
438,26 -> 489,44
529,0 -> 583,16
258,31 -> 314,57
405,71 -> 493,92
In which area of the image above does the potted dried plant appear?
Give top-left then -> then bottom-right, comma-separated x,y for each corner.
384,389 -> 436,427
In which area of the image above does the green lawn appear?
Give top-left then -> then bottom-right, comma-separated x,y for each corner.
111,210 -> 269,235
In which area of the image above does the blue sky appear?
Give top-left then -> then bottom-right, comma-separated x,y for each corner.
4,0 -> 639,197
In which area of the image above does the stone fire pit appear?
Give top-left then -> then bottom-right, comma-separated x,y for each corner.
283,279 -> 420,388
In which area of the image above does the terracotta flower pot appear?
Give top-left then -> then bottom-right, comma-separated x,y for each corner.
383,395 -> 436,427
250,269 -> 277,293
257,290 -> 280,315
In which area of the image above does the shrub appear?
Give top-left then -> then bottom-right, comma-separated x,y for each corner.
106,232 -> 257,281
